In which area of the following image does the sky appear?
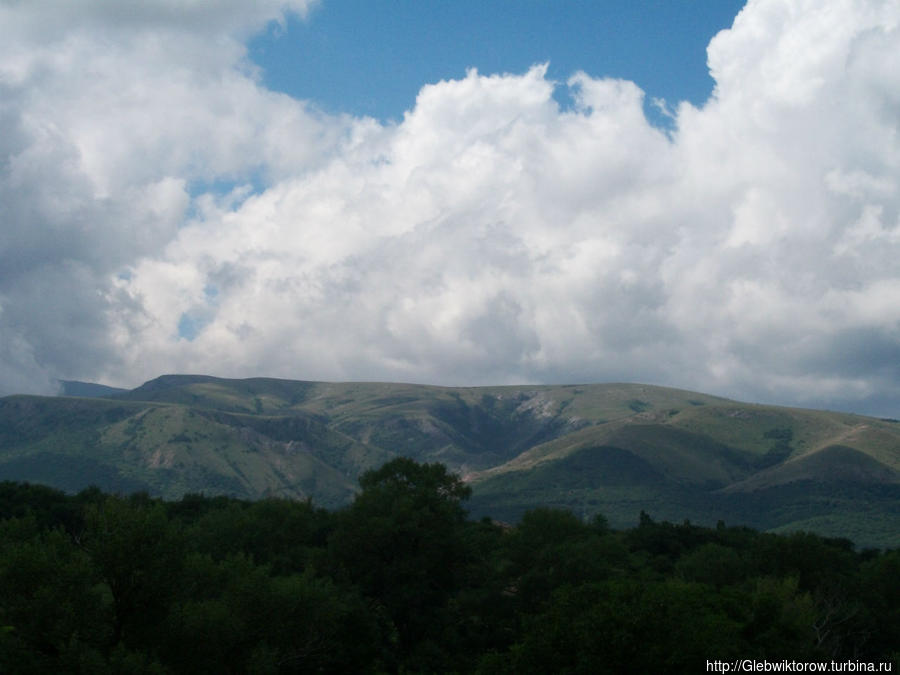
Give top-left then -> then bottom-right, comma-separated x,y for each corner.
1,0 -> 900,417
248,1 -> 746,123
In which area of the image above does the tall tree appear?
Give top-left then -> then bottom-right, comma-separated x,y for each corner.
328,458 -> 473,670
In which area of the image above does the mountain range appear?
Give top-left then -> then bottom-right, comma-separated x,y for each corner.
2,374 -> 899,547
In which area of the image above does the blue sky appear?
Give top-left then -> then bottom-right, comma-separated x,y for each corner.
250,1 -> 747,125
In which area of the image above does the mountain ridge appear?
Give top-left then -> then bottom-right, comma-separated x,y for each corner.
2,374 -> 899,547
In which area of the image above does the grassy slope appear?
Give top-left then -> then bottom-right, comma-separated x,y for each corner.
2,375 -> 900,546
0,392 -> 361,507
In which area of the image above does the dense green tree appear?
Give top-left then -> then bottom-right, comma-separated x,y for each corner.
0,481 -> 82,534
0,524 -> 110,672
857,551 -> 900,662
494,578 -> 744,674
739,576 -> 820,659
80,496 -> 185,652
328,458 -> 473,670
1,465 -> 898,672
502,508 -> 630,615
675,542 -> 749,587
182,497 -> 333,575
164,554 -> 378,674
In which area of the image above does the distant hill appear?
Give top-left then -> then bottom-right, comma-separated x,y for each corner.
57,380 -> 128,398
2,374 -> 899,546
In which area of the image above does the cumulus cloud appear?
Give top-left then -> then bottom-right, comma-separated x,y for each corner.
2,0 -> 900,416
0,0 -> 331,392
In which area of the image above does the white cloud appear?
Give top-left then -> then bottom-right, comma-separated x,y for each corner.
0,0 -> 332,391
2,0 -> 900,416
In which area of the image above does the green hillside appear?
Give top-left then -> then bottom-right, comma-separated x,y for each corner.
2,374 -> 899,546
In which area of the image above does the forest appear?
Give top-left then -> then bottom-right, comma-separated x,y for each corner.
1,458 -> 898,673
